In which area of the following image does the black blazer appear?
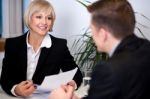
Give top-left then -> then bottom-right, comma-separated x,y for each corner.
0,33 -> 83,96
85,35 -> 150,99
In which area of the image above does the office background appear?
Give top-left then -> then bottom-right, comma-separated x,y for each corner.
0,0 -> 150,51
0,0 -> 150,75
0,0 -> 150,93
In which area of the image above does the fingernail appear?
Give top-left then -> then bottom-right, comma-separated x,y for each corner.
34,85 -> 37,89
25,81 -> 28,84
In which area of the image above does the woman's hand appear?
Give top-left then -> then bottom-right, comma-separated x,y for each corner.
14,80 -> 36,97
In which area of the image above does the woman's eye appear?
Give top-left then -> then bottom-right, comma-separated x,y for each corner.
36,16 -> 42,19
48,17 -> 52,20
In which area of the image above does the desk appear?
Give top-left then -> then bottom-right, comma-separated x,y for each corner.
0,91 -> 49,99
0,91 -> 21,99
0,83 -> 89,99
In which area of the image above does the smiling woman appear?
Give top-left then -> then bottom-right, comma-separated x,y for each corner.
0,0 -> 82,98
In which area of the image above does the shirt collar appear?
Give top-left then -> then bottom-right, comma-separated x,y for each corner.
41,33 -> 52,48
108,40 -> 121,57
26,32 -> 52,48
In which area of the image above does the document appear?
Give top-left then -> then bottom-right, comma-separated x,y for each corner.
36,67 -> 78,93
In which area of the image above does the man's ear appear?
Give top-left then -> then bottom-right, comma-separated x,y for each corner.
98,28 -> 108,42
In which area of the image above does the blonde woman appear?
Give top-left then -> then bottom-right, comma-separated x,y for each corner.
0,0 -> 82,97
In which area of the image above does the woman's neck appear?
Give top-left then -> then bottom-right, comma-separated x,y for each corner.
28,32 -> 44,52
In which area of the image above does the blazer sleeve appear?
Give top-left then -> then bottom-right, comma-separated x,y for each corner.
60,40 -> 83,88
84,62 -> 115,99
0,39 -> 16,95
0,37 -> 27,96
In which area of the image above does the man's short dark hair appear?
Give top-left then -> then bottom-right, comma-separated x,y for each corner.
87,0 -> 135,39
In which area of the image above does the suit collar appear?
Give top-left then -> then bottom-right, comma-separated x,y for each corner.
113,34 -> 137,56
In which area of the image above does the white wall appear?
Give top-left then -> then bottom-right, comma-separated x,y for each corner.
49,0 -> 90,53
129,0 -> 150,40
47,0 -> 150,52
0,0 -> 150,86
2,0 -> 150,48
22,0 -> 150,53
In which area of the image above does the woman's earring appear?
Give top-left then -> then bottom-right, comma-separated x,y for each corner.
49,28 -> 53,32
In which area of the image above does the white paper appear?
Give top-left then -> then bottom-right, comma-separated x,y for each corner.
26,93 -> 49,99
36,68 -> 78,93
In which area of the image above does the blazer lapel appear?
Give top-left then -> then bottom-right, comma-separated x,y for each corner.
36,47 -> 50,71
32,47 -> 51,83
113,34 -> 136,55
19,34 -> 28,78
32,34 -> 53,84
33,34 -> 53,76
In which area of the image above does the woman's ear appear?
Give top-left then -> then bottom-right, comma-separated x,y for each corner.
49,20 -> 54,32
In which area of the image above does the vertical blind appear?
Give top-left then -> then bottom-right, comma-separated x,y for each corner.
0,0 -> 2,37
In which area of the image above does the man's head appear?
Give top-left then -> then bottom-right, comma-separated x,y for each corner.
87,0 -> 135,52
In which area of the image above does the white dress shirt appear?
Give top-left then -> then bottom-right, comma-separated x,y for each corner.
11,32 -> 52,96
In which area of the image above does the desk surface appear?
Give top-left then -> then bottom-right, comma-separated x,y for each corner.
0,91 -> 21,99
0,91 -> 49,99
0,83 -> 88,99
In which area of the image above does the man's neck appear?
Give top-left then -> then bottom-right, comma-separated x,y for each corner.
107,38 -> 121,57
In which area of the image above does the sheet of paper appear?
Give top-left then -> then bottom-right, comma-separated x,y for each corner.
36,67 -> 78,93
26,92 -> 50,99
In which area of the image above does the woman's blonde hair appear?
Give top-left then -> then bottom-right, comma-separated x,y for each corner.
24,0 -> 56,31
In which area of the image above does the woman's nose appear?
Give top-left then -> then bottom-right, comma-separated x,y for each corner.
42,18 -> 47,24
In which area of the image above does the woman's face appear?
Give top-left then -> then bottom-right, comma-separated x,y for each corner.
29,11 -> 53,36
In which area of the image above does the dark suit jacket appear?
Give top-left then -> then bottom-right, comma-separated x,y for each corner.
0,33 -> 83,96
85,34 -> 150,99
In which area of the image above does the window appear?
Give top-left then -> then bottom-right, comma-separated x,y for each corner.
23,0 -> 30,33
1,0 -> 22,38
0,0 -> 2,37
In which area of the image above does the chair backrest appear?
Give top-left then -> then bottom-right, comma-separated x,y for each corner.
0,38 -> 5,52
0,38 -> 5,89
